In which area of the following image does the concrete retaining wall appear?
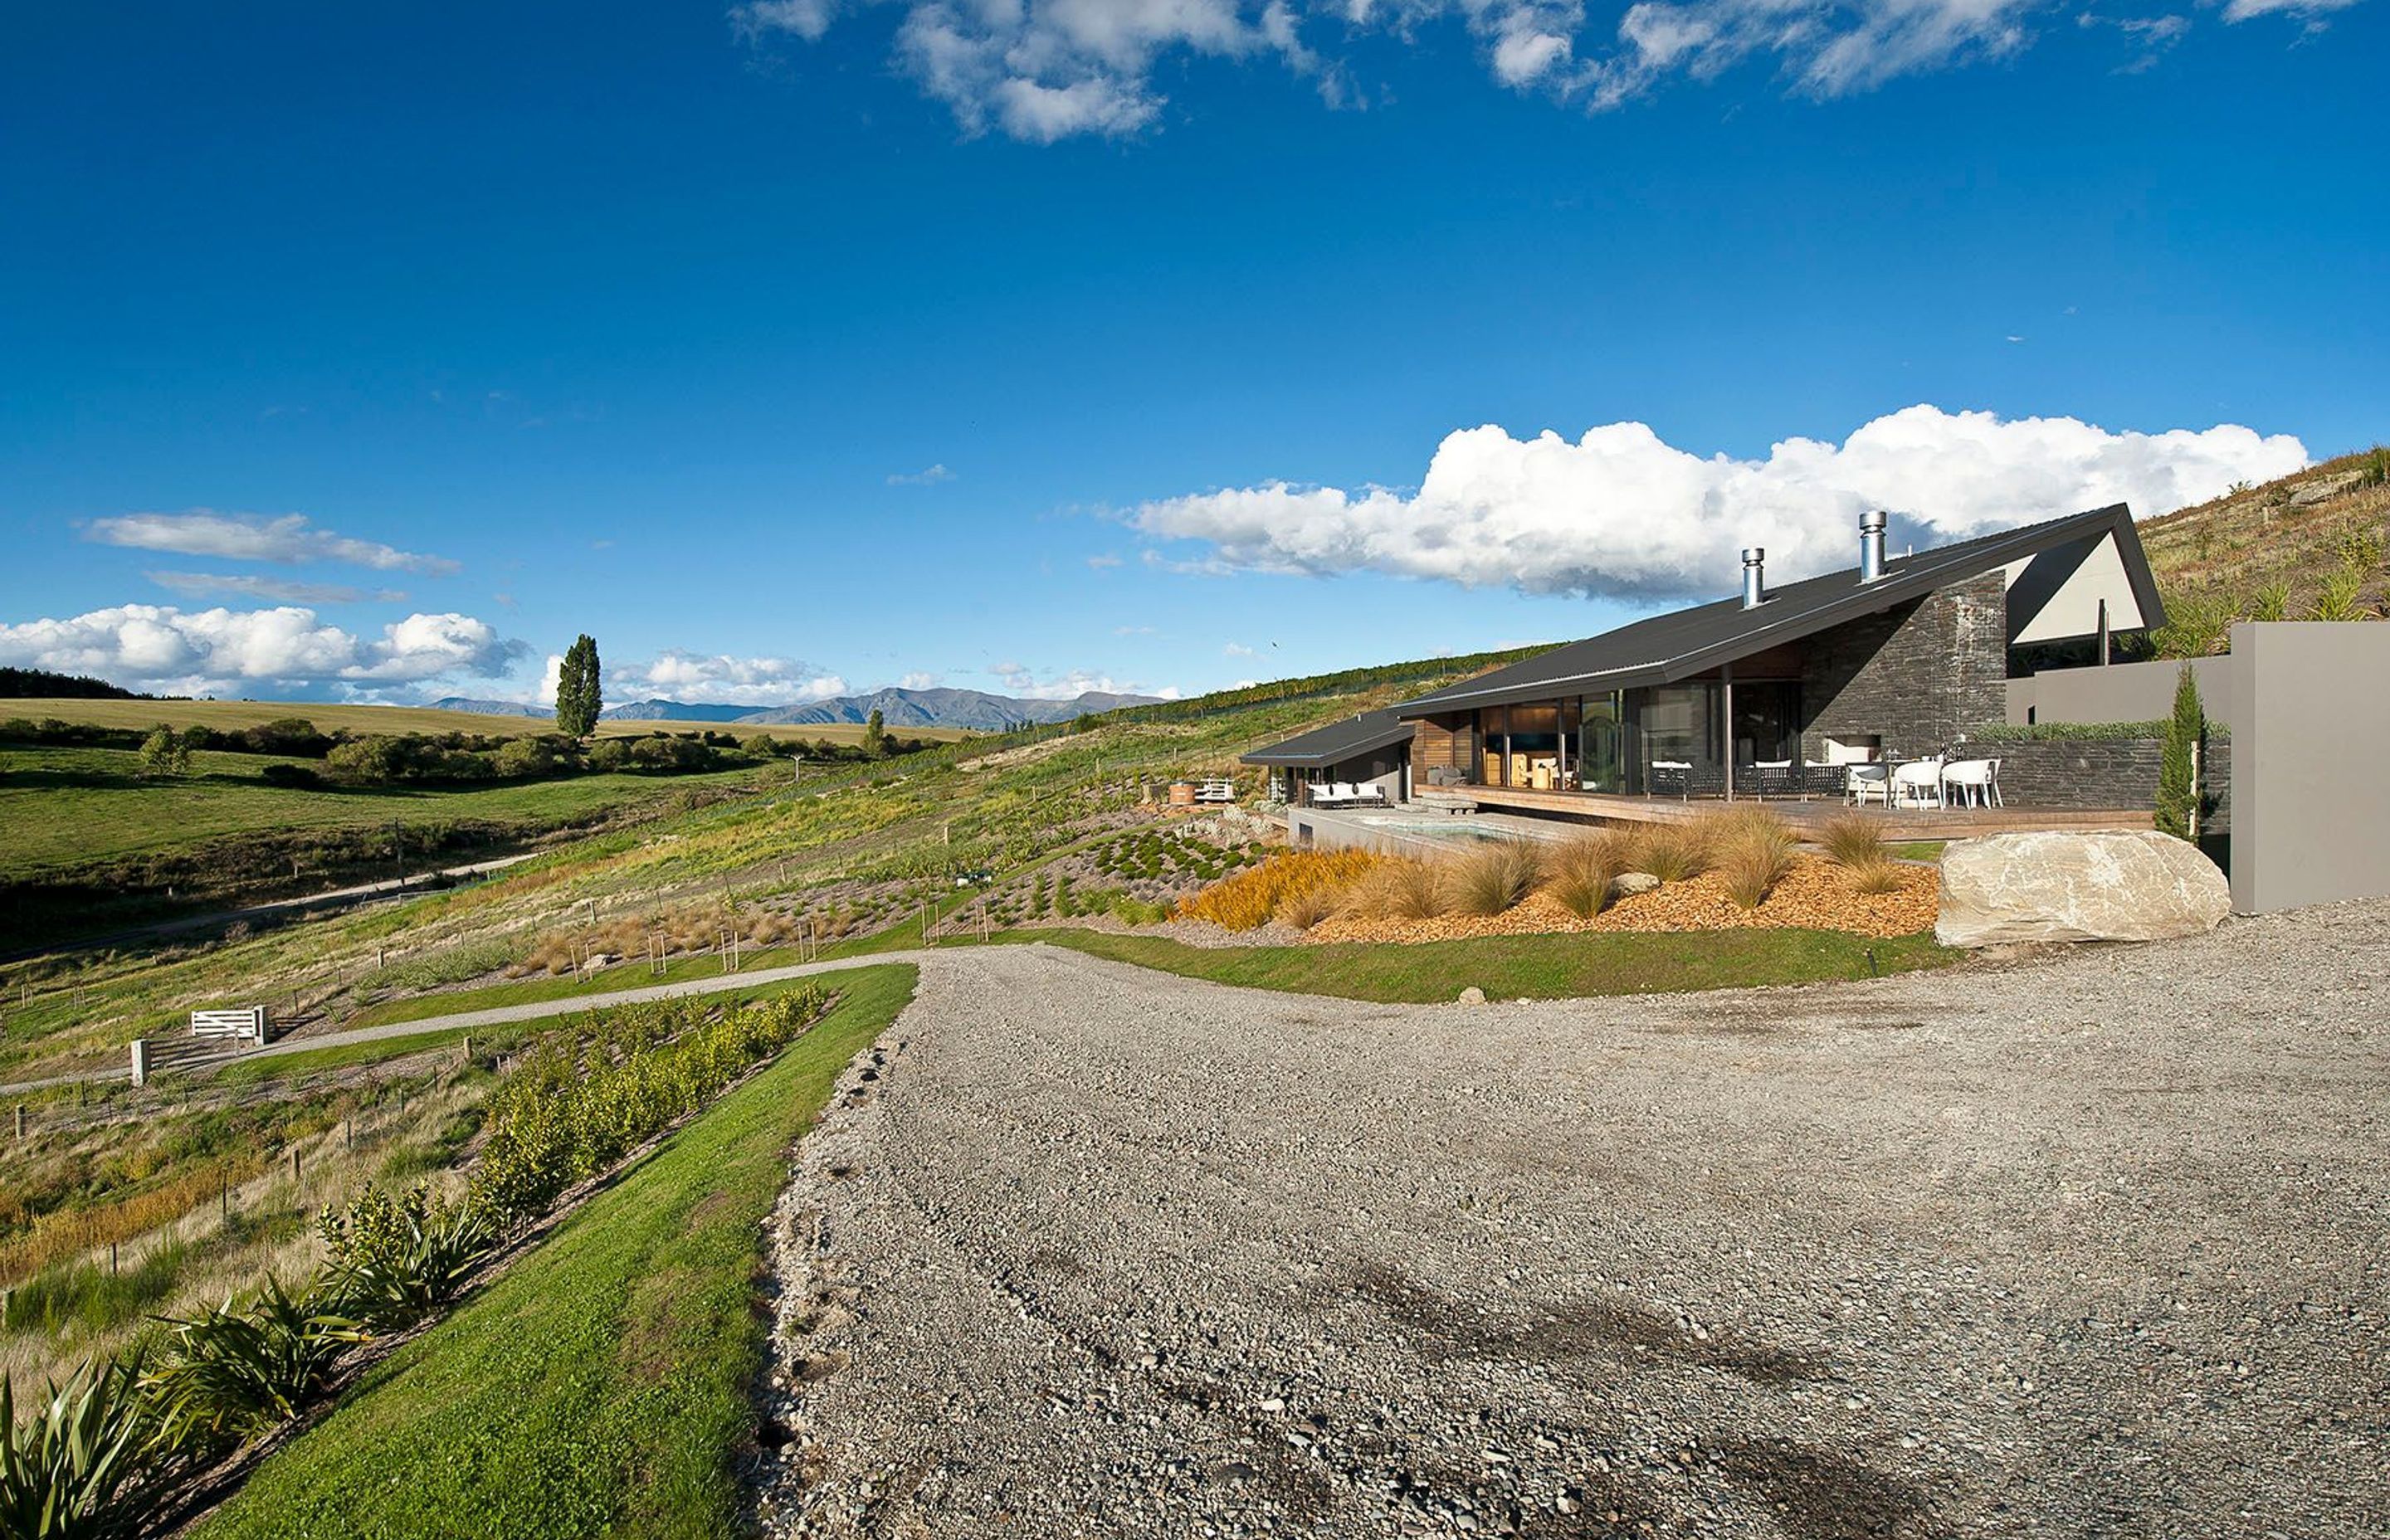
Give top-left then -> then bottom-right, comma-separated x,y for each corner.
2228,622 -> 2390,914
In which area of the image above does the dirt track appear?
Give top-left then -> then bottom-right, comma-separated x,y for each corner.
753,904 -> 2390,1538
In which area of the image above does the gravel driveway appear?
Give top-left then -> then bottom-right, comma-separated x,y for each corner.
752,902 -> 2390,1538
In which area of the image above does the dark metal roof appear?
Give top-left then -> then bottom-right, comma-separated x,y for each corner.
1240,708 -> 1416,767
1395,504 -> 2163,718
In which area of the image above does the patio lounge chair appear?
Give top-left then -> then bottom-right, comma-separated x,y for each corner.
1941,758 -> 2002,808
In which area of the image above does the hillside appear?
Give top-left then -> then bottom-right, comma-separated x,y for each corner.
435,685 -> 1164,730
2135,446 -> 2389,655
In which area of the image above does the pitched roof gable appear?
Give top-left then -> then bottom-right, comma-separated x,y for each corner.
1395,504 -> 2160,717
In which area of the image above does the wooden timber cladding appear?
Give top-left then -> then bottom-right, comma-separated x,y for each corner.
1410,714 -> 1474,782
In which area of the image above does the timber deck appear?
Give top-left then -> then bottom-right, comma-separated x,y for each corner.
1443,783 -> 2154,840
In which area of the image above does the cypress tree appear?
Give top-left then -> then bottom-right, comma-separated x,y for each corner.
555,634 -> 602,738
2155,664 -> 2203,841
864,706 -> 886,758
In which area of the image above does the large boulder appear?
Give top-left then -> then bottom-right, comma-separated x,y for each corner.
1936,831 -> 2231,948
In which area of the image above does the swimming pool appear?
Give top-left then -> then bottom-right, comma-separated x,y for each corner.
1289,807 -> 1566,856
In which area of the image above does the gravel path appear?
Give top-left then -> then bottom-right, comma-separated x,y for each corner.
753,904 -> 2390,1539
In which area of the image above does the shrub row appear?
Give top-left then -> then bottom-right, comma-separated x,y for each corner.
0,986 -> 832,1538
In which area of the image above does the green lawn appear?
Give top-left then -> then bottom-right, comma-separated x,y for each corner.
196,963 -> 917,1540
1022,926 -> 1958,1001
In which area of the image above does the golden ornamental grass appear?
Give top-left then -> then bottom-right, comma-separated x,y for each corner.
1177,849 -> 1380,932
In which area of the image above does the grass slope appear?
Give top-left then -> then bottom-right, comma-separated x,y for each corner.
196,963 -> 917,1540
1027,927 -> 1957,1001
2136,447 -> 2388,650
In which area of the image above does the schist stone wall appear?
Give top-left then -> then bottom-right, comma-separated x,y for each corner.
1801,572 -> 2009,762
1986,735 -> 2232,831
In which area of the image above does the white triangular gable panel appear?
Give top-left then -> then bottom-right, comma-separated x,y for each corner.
2003,532 -> 2148,645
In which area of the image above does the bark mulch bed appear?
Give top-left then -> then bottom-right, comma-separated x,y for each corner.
1302,855 -> 1939,945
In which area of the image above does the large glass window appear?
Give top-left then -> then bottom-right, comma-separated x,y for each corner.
1578,694 -> 1626,792
1641,685 -> 1719,769
1729,681 -> 1802,767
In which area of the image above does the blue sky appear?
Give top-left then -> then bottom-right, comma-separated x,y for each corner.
2,0 -> 2382,706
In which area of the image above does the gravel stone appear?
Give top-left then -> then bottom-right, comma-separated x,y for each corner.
751,903 -> 2390,1538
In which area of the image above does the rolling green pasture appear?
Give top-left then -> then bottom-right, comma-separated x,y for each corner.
197,965 -> 918,1540
0,743 -> 766,878
2,695 -> 971,744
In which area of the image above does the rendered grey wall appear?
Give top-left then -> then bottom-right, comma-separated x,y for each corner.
2007,655 -> 2234,727
2228,622 -> 2390,914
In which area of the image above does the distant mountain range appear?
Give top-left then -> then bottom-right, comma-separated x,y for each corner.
427,685 -> 1162,732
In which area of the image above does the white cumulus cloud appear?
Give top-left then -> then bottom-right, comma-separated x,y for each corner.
612,649 -> 851,706
85,510 -> 460,575
2222,0 -> 2361,17
730,0 -> 2274,138
0,605 -> 522,694
145,571 -> 408,605
990,660 -> 1178,699
1129,404 -> 2307,600
887,463 -> 957,485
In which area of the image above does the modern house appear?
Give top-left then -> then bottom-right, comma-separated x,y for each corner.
1240,709 -> 1415,804
1248,504 -> 2165,813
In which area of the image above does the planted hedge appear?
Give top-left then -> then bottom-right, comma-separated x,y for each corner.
0,984 -> 832,1538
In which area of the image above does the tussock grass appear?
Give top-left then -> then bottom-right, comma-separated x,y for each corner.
1276,885 -> 1341,931
1817,811 -> 1888,868
1334,858 -> 1451,922
1544,831 -> 1627,919
1843,856 -> 1910,895
1629,823 -> 1713,883
1447,839 -> 1546,918
1699,807 -> 1798,911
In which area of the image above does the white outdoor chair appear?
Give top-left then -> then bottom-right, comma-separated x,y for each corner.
1942,758 -> 2002,808
1844,764 -> 1888,807
1890,758 -> 1945,810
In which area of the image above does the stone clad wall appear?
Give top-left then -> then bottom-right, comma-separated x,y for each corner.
1975,735 -> 2231,831
1802,573 -> 2010,762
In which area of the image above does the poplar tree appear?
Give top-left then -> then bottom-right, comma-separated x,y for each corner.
555,634 -> 602,738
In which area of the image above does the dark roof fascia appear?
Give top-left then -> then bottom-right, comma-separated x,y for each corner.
1239,712 -> 1417,766
2107,507 -> 2169,632
1394,504 -> 2148,717
1655,504 -> 2140,682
